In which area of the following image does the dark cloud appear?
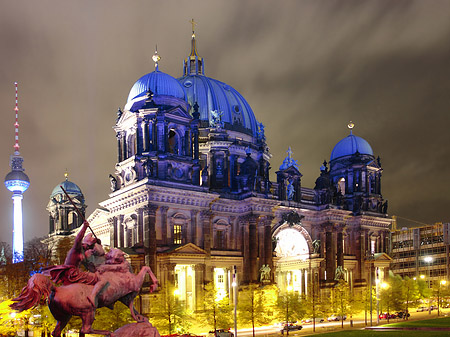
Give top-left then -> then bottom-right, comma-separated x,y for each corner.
1,0 -> 450,244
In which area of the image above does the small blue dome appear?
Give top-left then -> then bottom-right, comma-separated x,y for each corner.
51,179 -> 83,199
177,74 -> 258,137
127,70 -> 186,102
330,134 -> 373,161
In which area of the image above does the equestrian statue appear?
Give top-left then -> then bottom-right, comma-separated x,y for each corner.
10,187 -> 158,337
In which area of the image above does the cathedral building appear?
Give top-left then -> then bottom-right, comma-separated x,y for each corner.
47,29 -> 392,311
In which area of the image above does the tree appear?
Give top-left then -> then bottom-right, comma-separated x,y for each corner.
238,284 -> 275,337
202,282 -> 233,333
93,303 -> 135,332
332,280 -> 350,329
149,284 -> 193,334
0,299 -> 33,337
401,276 -> 420,319
275,290 -> 306,325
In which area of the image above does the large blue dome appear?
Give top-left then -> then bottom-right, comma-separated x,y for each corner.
330,133 -> 373,161
127,70 -> 186,102
177,74 -> 258,137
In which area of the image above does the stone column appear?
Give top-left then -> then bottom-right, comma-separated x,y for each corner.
144,204 -> 159,276
239,215 -> 251,284
194,264 -> 205,311
108,217 -> 116,248
190,210 -> 198,245
336,226 -> 344,268
200,210 -> 213,255
160,206 -> 169,245
264,215 -> 275,281
248,214 -> 259,283
324,223 -> 335,281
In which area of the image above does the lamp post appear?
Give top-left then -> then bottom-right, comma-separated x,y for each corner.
285,284 -> 293,336
424,256 -> 433,314
438,280 -> 446,316
232,266 -> 237,337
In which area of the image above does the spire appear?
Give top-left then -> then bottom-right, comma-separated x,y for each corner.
348,121 -> 355,135
152,45 -> 161,71
14,82 -> 20,155
190,18 -> 198,57
184,19 -> 204,76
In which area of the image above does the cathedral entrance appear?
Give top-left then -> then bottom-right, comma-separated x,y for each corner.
273,223 -> 320,296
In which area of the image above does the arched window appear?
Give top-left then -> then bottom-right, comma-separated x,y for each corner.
338,178 -> 346,195
68,211 -> 78,230
168,129 -> 179,154
171,213 -> 188,245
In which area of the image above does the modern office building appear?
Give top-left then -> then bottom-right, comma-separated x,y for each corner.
391,223 -> 450,285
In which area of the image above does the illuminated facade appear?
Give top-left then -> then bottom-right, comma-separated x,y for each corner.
51,28 -> 393,310
4,82 -> 30,263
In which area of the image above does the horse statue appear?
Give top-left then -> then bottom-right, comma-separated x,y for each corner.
10,248 -> 158,337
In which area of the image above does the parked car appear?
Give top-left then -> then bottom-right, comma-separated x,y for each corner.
430,305 -> 438,311
379,313 -> 397,319
302,317 -> 325,324
208,329 -> 234,337
396,311 -> 410,319
280,324 -> 303,334
327,315 -> 347,321
416,306 -> 427,312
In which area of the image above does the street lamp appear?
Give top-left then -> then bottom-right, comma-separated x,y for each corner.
232,266 -> 237,337
285,284 -> 293,336
424,256 -> 433,314
438,280 -> 447,316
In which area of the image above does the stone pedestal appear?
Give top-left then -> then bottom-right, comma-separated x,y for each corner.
113,322 -> 161,337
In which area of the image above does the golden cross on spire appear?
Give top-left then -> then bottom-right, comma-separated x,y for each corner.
190,18 -> 197,37
152,45 -> 161,70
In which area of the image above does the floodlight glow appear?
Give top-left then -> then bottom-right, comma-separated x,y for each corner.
424,256 -> 433,263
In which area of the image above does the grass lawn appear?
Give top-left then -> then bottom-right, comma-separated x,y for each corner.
311,331 -> 450,337
311,316 -> 450,336
383,316 -> 450,327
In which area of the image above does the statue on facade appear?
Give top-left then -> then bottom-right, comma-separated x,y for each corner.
210,110 -> 224,129
109,174 -> 118,192
10,220 -> 158,337
334,265 -> 345,281
259,264 -> 271,282
312,239 -> 321,254
256,121 -> 266,142
287,178 -> 295,200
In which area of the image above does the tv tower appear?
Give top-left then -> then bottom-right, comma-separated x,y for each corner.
4,82 -> 30,263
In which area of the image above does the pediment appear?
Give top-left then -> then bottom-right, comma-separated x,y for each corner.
373,252 -> 392,261
166,243 -> 207,256
166,106 -> 192,120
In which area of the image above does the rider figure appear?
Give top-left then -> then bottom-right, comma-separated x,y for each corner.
45,220 -> 108,307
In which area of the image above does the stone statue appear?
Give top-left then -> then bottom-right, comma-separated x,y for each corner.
287,179 -> 295,200
109,174 -> 118,192
257,121 -> 266,141
10,221 -> 158,337
259,264 -> 271,282
334,265 -> 345,281
312,239 -> 321,254
210,110 -> 224,129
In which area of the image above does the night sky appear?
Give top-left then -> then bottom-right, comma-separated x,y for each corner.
1,0 -> 450,245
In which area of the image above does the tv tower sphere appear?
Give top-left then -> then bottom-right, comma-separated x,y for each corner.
4,82 -> 30,263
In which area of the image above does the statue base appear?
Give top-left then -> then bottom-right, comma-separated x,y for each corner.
113,322 -> 161,337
